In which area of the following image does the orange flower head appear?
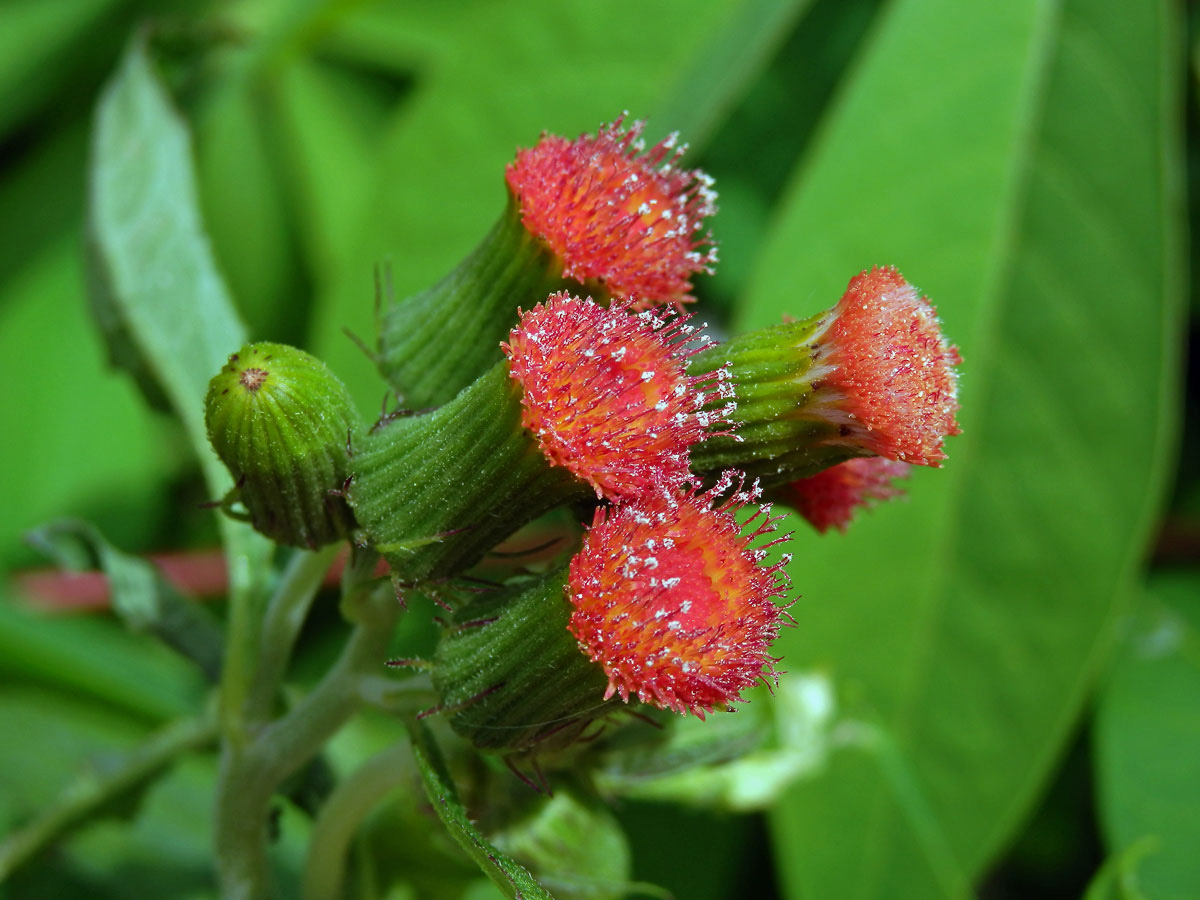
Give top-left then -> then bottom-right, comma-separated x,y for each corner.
567,472 -> 792,717
505,115 -> 717,309
783,457 -> 910,533
504,292 -> 734,500
812,267 -> 962,466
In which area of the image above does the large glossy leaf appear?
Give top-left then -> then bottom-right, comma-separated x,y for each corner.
1095,574 -> 1200,900
743,0 -> 1184,897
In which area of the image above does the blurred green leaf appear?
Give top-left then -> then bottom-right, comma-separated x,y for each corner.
0,686 -> 152,826
746,0 -> 1184,897
0,233 -> 176,569
1095,574 -> 1200,900
0,707 -> 216,883
0,595 -> 204,722
648,0 -> 816,152
0,0 -> 125,137
89,33 -> 247,484
407,721 -> 552,900
491,785 -> 636,900
196,69 -> 302,344
1082,836 -> 1157,900
87,34 -> 274,698
26,519 -> 224,682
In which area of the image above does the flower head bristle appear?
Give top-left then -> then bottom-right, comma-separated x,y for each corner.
566,472 -> 792,717
811,266 -> 962,466
505,115 -> 717,309
503,292 -> 734,500
783,457 -> 910,533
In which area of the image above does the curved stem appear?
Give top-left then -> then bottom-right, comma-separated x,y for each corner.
300,742 -> 415,900
245,544 -> 341,723
214,575 -> 399,900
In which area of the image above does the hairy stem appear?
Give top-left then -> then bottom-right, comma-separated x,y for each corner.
214,571 -> 399,900
245,544 -> 341,723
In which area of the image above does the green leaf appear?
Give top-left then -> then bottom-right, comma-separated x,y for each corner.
25,519 -> 225,682
88,33 -> 247,485
648,0 -> 816,151
0,589 -> 204,722
1095,574 -> 1200,900
195,72 -> 302,344
0,0 -> 125,137
87,34 -> 275,714
0,707 -> 216,883
0,232 -> 176,571
406,721 -> 553,900
1082,836 -> 1158,900
746,0 -> 1184,897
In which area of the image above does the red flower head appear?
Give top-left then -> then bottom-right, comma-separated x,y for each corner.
567,472 -> 792,717
810,266 -> 962,466
782,457 -> 910,534
505,115 -> 717,309
503,292 -> 734,500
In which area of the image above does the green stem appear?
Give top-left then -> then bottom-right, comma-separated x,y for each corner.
300,742 -> 415,900
245,544 -> 341,723
376,196 -> 569,409
214,578 -> 399,900
0,709 -> 218,881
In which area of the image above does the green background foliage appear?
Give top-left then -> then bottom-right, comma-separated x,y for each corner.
0,0 -> 1194,898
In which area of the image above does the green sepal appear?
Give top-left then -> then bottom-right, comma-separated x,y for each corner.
347,362 -> 587,584
375,194 -> 572,410
689,314 -> 869,488
432,568 -> 617,754
205,342 -> 360,548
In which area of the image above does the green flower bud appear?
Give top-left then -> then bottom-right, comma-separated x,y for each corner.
205,342 -> 359,548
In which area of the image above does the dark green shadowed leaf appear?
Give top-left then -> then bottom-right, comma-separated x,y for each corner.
25,519 -> 225,682
1095,574 -> 1200,900
740,0 -> 1184,897
648,0 -> 817,152
407,721 -> 554,900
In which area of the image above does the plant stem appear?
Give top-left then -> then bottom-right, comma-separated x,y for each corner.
0,709 -> 218,881
300,742 -> 415,900
214,577 -> 399,900
245,544 -> 341,723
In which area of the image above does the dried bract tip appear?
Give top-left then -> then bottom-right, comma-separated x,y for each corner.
567,475 -> 791,717
814,267 -> 962,465
783,457 -> 910,534
504,292 -> 732,500
505,115 -> 717,309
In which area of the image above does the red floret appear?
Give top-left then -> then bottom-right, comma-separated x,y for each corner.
505,116 -> 717,309
783,457 -> 910,533
504,292 -> 734,500
811,266 -> 962,466
566,473 -> 792,717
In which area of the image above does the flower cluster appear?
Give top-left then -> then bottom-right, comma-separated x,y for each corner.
208,114 -> 964,755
